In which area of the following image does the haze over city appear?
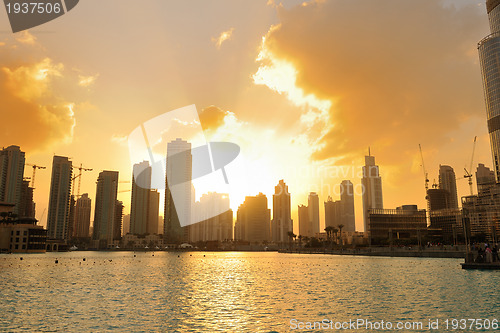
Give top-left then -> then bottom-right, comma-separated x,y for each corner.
0,0 -> 493,233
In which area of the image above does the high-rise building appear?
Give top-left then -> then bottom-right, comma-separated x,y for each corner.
271,180 -> 293,243
298,204 -> 311,237
438,165 -> 458,209
308,192 -> 320,236
74,193 -> 91,238
340,180 -> 355,232
130,161 -> 152,235
122,214 -> 130,236
0,145 -> 25,215
476,163 -> 496,194
114,200 -> 124,241
324,196 -> 341,229
18,180 -> 35,218
47,156 -> 72,240
479,0 -> 500,181
190,192 -> 232,242
234,193 -> 270,243
93,170 -> 119,246
361,153 -> 383,234
147,189 -> 160,235
164,138 -> 192,243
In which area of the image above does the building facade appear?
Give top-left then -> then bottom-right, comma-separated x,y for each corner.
308,192 -> 320,236
234,193 -> 270,243
47,156 -> 72,240
438,165 -> 458,209
271,180 -> 293,243
479,0 -> 500,180
93,170 -> 119,246
74,193 -> 91,238
0,146 -> 25,215
362,154 -> 383,234
130,161 -> 152,235
164,138 -> 192,243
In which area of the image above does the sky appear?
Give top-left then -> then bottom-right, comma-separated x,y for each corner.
0,0 -> 493,233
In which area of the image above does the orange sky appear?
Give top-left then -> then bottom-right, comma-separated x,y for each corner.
0,0 -> 494,233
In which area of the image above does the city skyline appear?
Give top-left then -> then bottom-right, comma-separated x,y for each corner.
0,0 -> 496,234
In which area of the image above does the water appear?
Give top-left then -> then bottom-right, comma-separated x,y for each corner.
0,252 -> 499,332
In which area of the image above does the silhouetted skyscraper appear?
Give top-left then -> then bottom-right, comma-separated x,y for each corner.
308,192 -> 320,236
234,193 -> 270,242
479,0 -> 500,180
147,189 -> 160,235
271,180 -> 293,243
190,192 -> 232,242
340,180 -> 355,232
93,170 -> 119,245
74,193 -> 91,238
47,156 -> 72,240
439,165 -> 458,209
0,145 -> 25,215
18,179 -> 35,218
130,161 -> 152,235
476,163 -> 496,194
298,204 -> 312,237
362,153 -> 383,233
164,138 -> 192,243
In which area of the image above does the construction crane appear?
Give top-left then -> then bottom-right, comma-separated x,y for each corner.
418,144 -> 429,193
25,163 -> 46,188
72,163 -> 93,197
463,136 -> 477,196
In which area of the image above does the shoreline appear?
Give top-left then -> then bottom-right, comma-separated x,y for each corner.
278,248 -> 466,259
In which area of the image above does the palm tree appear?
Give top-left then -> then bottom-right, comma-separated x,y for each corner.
287,231 -> 295,250
332,227 -> 339,245
337,224 -> 344,247
324,226 -> 333,242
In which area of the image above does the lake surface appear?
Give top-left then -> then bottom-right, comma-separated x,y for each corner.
1,252 -> 499,332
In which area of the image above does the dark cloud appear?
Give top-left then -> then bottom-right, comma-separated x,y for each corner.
262,0 -> 489,164
199,105 -> 228,132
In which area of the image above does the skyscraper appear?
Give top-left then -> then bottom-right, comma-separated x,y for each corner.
164,138 -> 192,243
93,170 -> 119,246
298,204 -> 312,237
18,179 -> 35,218
74,193 -> 91,238
340,180 -> 355,232
438,165 -> 458,209
476,163 -> 496,194
479,0 -> 500,181
308,192 -> 320,236
271,180 -> 293,243
130,161 -> 152,235
0,145 -> 25,215
362,153 -> 383,234
324,196 -> 341,229
147,189 -> 160,235
47,156 -> 72,240
190,192 -> 232,242
234,193 -> 270,243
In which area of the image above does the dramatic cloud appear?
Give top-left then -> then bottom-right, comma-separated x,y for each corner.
212,28 -> 235,49
198,105 -> 232,133
256,0 -> 489,166
0,54 -> 75,151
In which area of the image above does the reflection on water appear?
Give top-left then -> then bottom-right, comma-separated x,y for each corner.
1,252 -> 499,332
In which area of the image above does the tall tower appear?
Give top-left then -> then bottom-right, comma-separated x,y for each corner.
438,165 -> 458,209
47,156 -> 72,240
308,192 -> 320,236
93,170 -> 119,245
164,138 -> 192,243
362,152 -> 383,233
479,0 -> 500,180
130,161 -> 152,235
234,193 -> 270,243
0,145 -> 25,215
74,193 -> 91,238
340,180 -> 355,232
271,180 -> 293,243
